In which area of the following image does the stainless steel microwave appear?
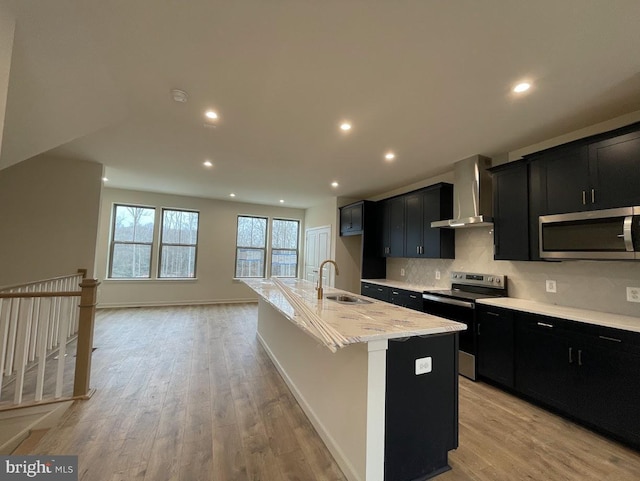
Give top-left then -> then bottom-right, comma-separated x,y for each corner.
539,207 -> 640,260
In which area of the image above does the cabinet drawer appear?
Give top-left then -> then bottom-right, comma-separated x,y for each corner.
361,282 -> 390,302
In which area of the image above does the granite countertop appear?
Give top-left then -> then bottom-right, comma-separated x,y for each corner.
361,278 -> 435,293
243,278 -> 466,347
478,298 -> 640,334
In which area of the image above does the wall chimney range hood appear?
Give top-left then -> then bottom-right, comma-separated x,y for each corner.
431,155 -> 493,228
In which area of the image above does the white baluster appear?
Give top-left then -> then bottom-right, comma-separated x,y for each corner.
54,297 -> 72,399
13,297 -> 32,404
35,297 -> 51,402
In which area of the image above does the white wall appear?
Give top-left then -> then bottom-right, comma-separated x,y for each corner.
96,188 -> 305,307
0,154 -> 103,286
0,3 -> 15,157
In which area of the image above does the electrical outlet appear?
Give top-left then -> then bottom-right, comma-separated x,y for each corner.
400,268 -> 405,277
435,270 -> 441,280
546,280 -> 557,293
415,357 -> 432,375
627,287 -> 640,303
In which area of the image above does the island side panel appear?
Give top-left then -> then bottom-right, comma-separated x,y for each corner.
256,298 -> 369,481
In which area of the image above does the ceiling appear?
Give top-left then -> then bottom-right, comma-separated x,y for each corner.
2,0 -> 640,208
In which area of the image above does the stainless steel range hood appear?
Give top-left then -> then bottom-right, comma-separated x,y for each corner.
431,155 -> 493,228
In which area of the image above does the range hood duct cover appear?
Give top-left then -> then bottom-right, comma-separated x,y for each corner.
431,155 -> 493,228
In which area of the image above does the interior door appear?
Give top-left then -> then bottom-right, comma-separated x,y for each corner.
304,225 -> 332,286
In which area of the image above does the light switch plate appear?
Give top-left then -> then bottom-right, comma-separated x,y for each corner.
627,287 -> 640,303
546,280 -> 557,293
415,357 -> 432,375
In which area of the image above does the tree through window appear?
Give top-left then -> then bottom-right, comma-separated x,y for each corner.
109,204 -> 155,278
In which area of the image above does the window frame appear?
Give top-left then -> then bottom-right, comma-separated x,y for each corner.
158,208 -> 200,279
270,218 -> 300,278
234,215 -> 269,278
108,203 -> 156,279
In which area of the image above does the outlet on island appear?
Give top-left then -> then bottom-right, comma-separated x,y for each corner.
546,280 -> 557,293
627,287 -> 640,303
400,268 -> 405,277
435,270 -> 441,280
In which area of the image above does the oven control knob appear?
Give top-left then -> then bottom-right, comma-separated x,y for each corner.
487,276 -> 493,282
495,278 -> 501,284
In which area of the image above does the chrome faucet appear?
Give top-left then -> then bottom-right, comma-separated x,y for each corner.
317,259 -> 339,299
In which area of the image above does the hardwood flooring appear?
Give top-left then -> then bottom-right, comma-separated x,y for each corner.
21,304 -> 640,480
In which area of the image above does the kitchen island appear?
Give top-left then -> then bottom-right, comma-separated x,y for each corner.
243,278 -> 466,481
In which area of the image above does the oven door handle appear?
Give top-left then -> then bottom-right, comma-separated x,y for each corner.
422,294 -> 475,309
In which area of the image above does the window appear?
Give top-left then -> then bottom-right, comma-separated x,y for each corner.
271,219 -> 300,277
159,209 -> 199,278
235,216 -> 268,278
109,204 -> 156,278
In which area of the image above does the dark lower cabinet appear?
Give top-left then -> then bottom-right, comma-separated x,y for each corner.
507,310 -> 640,448
514,314 -> 574,413
477,306 -> 515,388
385,334 -> 458,481
390,288 -> 423,311
361,282 -> 390,302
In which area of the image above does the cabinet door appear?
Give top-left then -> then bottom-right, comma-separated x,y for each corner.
404,192 -> 423,257
492,163 -> 530,260
589,129 -> 640,209
339,206 -> 352,235
540,145 -> 589,215
388,197 -> 405,257
422,186 -> 454,259
477,307 -> 515,388
349,203 -> 363,232
515,313 -> 573,412
577,335 -> 640,446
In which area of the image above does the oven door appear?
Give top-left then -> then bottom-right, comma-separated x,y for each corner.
422,294 -> 477,380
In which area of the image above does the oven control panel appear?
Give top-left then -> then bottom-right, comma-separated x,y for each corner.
450,271 -> 506,288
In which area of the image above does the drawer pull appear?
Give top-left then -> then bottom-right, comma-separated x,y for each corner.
409,295 -> 417,299
392,291 -> 399,295
537,322 -> 554,328
377,288 -> 383,292
569,347 -> 573,364
598,335 -> 622,343
578,349 -> 583,366
487,312 -> 500,317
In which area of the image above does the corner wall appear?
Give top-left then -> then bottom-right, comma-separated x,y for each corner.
0,4 -> 15,156
0,155 -> 103,286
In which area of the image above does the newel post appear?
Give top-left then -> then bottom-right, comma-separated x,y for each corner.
73,278 -> 100,398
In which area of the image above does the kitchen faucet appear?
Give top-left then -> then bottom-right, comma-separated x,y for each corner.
316,259 -> 339,299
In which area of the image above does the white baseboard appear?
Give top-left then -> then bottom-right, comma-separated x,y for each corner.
97,298 -> 258,309
256,332 -> 361,481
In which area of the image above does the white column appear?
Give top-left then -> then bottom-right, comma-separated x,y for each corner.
365,339 -> 388,481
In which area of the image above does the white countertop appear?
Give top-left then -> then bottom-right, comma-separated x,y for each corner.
243,278 -> 466,347
478,298 -> 640,334
361,278 -> 434,293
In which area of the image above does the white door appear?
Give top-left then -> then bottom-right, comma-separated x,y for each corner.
304,225 -> 333,287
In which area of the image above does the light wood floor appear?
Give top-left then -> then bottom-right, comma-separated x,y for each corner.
22,304 -> 640,481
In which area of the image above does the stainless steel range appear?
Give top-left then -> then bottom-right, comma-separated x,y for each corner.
422,271 -> 507,380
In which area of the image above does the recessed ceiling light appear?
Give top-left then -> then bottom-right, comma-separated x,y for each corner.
102,177 -> 109,182
331,181 -> 339,188
279,199 -> 285,203
513,82 -> 531,93
203,160 -> 213,167
340,122 -> 352,131
385,152 -> 396,161
229,193 -> 236,197
205,110 -> 219,120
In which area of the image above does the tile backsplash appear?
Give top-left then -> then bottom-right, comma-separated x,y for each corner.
386,227 -> 640,318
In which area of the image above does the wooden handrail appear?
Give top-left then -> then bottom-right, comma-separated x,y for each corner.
0,291 -> 81,299
0,269 -> 85,293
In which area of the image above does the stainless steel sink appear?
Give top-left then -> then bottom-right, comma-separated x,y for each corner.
325,294 -> 372,304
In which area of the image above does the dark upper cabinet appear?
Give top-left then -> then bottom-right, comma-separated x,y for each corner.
385,183 -> 454,259
382,196 -> 406,257
476,306 -> 515,388
339,201 -> 364,236
588,129 -> 640,209
489,161 -> 530,261
528,123 -> 640,216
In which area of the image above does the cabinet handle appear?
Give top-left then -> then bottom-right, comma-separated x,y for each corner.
420,246 -> 424,254
477,323 -> 481,335
578,349 -> 583,366
591,189 -> 595,204
409,295 -> 417,299
363,285 -> 370,289
487,311 -> 500,317
582,190 -> 586,205
537,322 -> 554,328
416,246 -> 420,254
568,347 -> 573,364
392,291 -> 399,295
377,288 -> 383,292
598,335 -> 622,343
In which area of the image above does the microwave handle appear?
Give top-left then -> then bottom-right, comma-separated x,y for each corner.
623,216 -> 634,251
